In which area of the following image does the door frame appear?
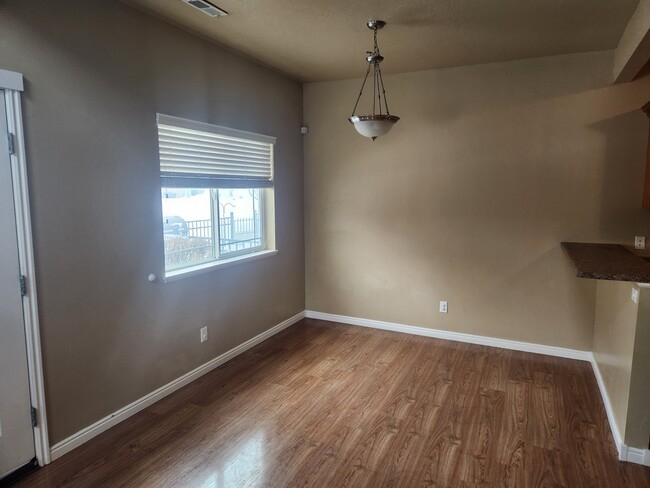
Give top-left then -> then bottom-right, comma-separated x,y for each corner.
0,69 -> 50,466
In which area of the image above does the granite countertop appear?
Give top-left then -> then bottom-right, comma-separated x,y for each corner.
561,242 -> 650,283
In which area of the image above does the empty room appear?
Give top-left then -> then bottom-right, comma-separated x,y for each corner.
1,0 -> 650,486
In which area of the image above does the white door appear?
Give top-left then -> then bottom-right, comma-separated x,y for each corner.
0,90 -> 35,479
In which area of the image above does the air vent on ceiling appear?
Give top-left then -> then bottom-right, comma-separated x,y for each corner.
182,0 -> 228,17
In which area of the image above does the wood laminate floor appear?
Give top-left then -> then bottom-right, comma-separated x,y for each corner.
11,319 -> 650,487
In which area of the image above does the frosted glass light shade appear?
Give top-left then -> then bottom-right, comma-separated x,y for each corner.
348,114 -> 400,140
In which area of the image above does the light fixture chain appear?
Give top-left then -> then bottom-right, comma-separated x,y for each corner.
374,27 -> 379,57
351,61 -> 373,117
377,64 -> 390,115
373,62 -> 377,115
376,66 -> 382,115
372,26 -> 380,116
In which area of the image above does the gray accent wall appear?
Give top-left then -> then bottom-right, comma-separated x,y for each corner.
0,0 -> 305,444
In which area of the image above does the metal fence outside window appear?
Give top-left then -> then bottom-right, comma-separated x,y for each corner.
165,212 -> 262,267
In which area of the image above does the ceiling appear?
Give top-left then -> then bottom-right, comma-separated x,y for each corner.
121,0 -> 640,82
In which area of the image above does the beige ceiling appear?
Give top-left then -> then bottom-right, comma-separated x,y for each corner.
121,0 -> 640,82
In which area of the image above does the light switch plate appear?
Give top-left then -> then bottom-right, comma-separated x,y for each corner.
632,288 -> 640,304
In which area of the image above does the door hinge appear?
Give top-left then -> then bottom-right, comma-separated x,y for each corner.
19,274 -> 27,297
30,406 -> 37,427
7,132 -> 15,155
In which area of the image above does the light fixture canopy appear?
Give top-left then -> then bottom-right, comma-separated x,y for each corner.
348,20 -> 400,141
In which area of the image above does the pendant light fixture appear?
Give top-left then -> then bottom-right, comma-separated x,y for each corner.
348,20 -> 400,141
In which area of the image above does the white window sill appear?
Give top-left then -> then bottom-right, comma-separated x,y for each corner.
163,249 -> 278,283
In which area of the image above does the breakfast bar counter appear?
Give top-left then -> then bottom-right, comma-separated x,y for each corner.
561,242 -> 650,283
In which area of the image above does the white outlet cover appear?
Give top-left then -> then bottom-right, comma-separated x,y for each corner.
200,326 -> 208,343
632,288 -> 640,304
635,236 -> 646,249
439,301 -> 448,313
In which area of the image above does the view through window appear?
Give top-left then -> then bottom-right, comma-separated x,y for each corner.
162,188 -> 264,271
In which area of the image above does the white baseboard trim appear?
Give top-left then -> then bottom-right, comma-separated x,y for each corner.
50,311 -> 305,461
619,445 -> 650,466
304,310 -> 592,361
592,356 -> 650,467
305,310 -> 650,466
49,309 -> 649,467
589,355 -> 625,459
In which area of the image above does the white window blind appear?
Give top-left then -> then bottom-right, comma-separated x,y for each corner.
157,114 -> 276,188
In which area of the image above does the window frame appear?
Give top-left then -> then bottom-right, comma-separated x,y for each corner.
157,114 -> 277,281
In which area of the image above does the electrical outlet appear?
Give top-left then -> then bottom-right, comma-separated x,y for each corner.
200,326 -> 208,343
635,236 -> 646,249
439,301 -> 448,313
632,288 -> 640,304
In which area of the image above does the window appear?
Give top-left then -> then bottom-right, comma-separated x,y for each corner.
157,114 -> 276,278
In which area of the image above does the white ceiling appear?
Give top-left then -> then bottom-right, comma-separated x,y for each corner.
122,0 -> 640,82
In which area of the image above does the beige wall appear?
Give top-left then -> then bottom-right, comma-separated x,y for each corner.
592,281 -> 638,440
304,51 -> 650,350
626,287 -> 650,449
593,282 -> 650,450
0,0 -> 304,444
